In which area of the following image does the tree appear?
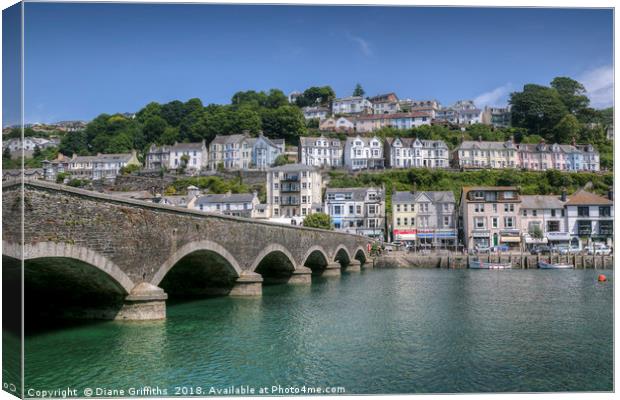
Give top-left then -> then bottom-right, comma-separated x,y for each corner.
260,106 -> 306,144
142,116 -> 168,146
32,145 -> 42,158
296,86 -> 335,108
273,154 -> 290,166
353,83 -> 365,97
303,212 -> 332,230
59,130 -> 89,155
552,114 -> 580,144
509,84 -> 568,139
551,77 -> 589,115
530,225 -> 543,239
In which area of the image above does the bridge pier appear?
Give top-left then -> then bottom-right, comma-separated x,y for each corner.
346,260 -> 362,272
230,272 -> 263,296
116,282 -> 168,321
289,266 -> 312,284
323,262 -> 342,277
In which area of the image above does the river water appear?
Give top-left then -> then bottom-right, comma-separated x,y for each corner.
22,268 -> 612,394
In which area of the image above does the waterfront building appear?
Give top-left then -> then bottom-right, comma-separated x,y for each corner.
519,194 -> 569,249
302,106 -> 330,120
434,107 -> 459,124
384,137 -> 449,169
368,93 -> 400,114
355,112 -> 432,133
208,134 -> 251,170
194,191 -> 260,218
565,189 -> 613,247
481,106 -> 511,128
453,138 -> 518,169
343,135 -> 385,170
146,140 -> 208,171
319,116 -> 356,132
392,190 -> 457,248
266,163 -> 323,218
324,187 -> 385,238
331,96 -> 373,115
459,186 -> 522,250
517,142 -> 569,171
298,135 -> 343,168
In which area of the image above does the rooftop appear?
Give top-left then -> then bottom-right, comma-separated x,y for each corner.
520,195 -> 565,209
566,189 -> 612,206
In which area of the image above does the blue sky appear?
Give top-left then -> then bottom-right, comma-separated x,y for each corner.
3,4 -> 614,125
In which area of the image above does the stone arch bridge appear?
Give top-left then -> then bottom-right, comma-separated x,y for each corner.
2,181 -> 374,321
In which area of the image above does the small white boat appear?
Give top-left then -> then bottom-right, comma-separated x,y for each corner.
469,258 -> 512,269
538,261 -> 573,269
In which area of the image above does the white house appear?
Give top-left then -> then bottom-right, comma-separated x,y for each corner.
298,135 -> 343,168
385,138 -> 449,168
519,195 -> 569,249
344,135 -> 384,170
302,106 -> 329,120
324,187 -> 385,238
565,189 -> 613,247
331,96 -> 372,115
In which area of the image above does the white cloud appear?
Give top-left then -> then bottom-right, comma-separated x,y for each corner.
578,65 -> 613,109
473,84 -> 512,108
347,33 -> 372,57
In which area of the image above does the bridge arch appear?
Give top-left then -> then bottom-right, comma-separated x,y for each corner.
332,245 -> 352,265
250,244 -> 297,284
3,241 -> 134,294
353,246 -> 368,264
301,245 -> 330,272
152,240 -> 243,286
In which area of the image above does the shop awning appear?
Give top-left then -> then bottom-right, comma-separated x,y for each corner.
524,237 -> 548,244
500,236 -> 521,243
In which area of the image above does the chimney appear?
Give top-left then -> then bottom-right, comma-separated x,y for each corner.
478,135 -> 482,142
226,190 -> 232,197
510,135 -> 514,143
561,189 -> 567,202
608,189 -> 613,201
572,136 -> 577,146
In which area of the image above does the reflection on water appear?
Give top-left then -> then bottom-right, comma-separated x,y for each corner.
23,269 -> 612,394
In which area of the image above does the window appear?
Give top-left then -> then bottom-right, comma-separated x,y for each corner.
600,206 -> 611,217
492,217 -> 498,228
333,205 -> 342,215
356,205 -> 362,214
444,216 -> 450,227
532,210 -> 537,217
492,203 -> 497,213
396,204 -> 401,212
274,183 -> 279,189
551,209 -> 556,217
577,207 -> 589,217
403,218 -> 408,225
547,220 -> 560,232
504,204 -> 514,213
368,204 -> 378,215
349,205 -> 354,214
474,217 -> 485,229
503,217 -> 515,228
522,209 -> 527,217
475,203 -> 484,213
274,196 -> 279,204
396,218 -> 401,226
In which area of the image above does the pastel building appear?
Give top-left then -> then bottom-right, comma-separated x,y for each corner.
453,138 -> 518,169
331,96 -> 373,115
344,135 -> 385,170
368,93 -> 400,114
194,192 -> 260,218
565,189 -> 613,247
519,195 -> 569,249
460,186 -> 522,250
392,191 -> 457,247
324,187 -> 385,238
208,134 -> 251,170
319,116 -> 356,132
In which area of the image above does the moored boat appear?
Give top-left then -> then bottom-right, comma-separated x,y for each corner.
469,258 -> 512,269
538,260 -> 573,269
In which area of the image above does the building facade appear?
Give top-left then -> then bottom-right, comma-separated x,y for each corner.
146,141 -> 208,171
565,189 -> 613,247
368,93 -> 400,115
460,186 -> 522,251
298,135 -> 343,168
319,116 -> 356,132
324,187 -> 385,238
208,134 -> 251,170
392,191 -> 457,248
355,112 -> 432,133
266,164 -> 323,218
519,195 -> 569,249
193,192 -> 260,218
247,134 -> 284,170
343,135 -> 385,170
385,138 -> 449,169
331,96 -> 373,115
453,139 -> 518,169
302,106 -> 329,120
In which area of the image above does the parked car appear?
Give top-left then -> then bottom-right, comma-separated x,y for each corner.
530,245 -> 552,255
555,244 -> 581,255
586,243 -> 612,255
474,245 -> 491,254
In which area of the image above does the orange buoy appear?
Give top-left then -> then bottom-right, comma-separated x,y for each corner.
598,274 -> 607,282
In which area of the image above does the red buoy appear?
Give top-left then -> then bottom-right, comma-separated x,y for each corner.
598,274 -> 607,282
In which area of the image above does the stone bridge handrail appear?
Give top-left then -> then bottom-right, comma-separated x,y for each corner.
4,179 -> 377,242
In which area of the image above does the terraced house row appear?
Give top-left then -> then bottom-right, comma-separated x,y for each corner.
299,134 -> 600,171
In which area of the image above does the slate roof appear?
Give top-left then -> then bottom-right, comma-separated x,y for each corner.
456,140 -> 515,150
325,187 -> 382,202
268,163 -> 318,172
520,195 -> 565,209
210,134 -> 248,145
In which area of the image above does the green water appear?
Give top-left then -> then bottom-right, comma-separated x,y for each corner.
22,269 -> 612,395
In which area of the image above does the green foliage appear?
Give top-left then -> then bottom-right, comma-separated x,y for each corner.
295,86 -> 335,108
530,225 -> 543,239
510,83 -> 568,138
353,83 -> 365,97
119,164 -> 140,175
273,154 -> 291,166
550,77 -> 590,115
3,146 -> 11,161
56,172 -> 69,184
67,178 -> 86,188
303,212 -> 332,230
552,114 -> 580,143
260,105 -> 306,145
167,176 -> 251,195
